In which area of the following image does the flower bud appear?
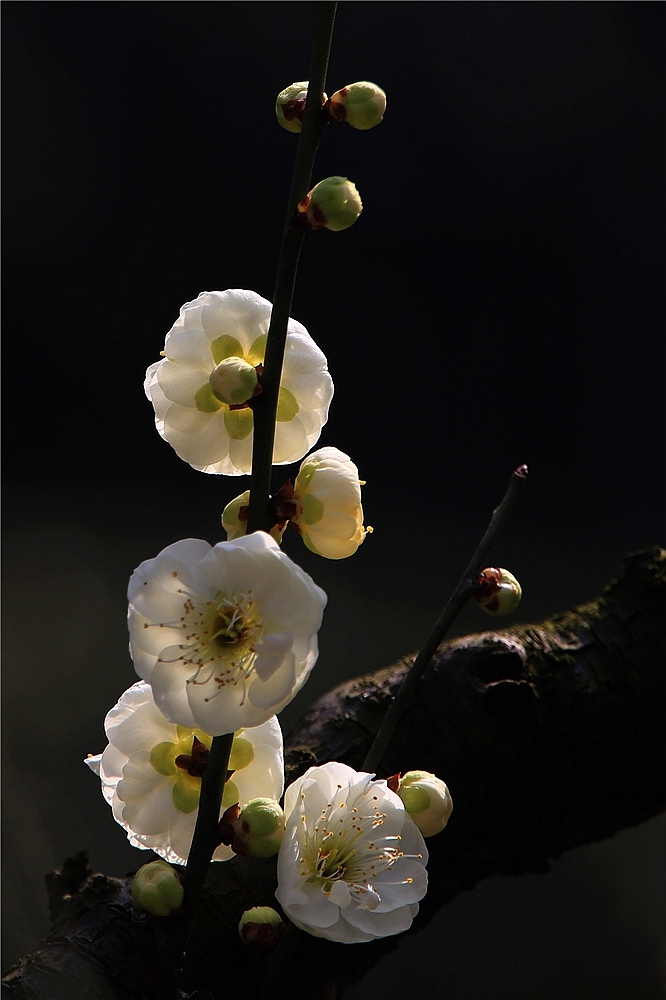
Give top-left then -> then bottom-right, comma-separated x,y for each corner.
222,490 -> 250,541
329,81 -> 386,130
131,860 -> 183,916
234,797 -> 285,858
396,770 -> 453,838
473,567 -> 522,616
298,177 -> 362,232
209,357 -> 258,406
275,81 -> 327,133
292,447 -> 370,559
222,490 -> 286,544
238,906 -> 286,948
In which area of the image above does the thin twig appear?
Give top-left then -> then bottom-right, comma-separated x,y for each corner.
362,464 -> 528,774
246,1 -> 338,534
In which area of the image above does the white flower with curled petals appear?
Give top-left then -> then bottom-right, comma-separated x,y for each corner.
276,762 -> 428,943
85,681 -> 284,865
291,447 -> 369,559
144,289 -> 333,476
127,533 -> 326,735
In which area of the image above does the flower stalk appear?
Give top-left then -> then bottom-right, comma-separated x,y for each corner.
247,1 -> 337,534
180,0 -> 338,964
178,731 -> 234,952
362,464 -> 528,774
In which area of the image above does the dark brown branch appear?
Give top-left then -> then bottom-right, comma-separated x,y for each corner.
3,548 -> 664,1000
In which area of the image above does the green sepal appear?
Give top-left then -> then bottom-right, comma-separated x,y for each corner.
211,335 -> 243,364
195,384 -> 224,413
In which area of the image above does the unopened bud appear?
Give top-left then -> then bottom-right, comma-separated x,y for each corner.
299,177 -> 362,232
329,81 -> 386,130
222,490 -> 286,544
222,490 -> 250,541
395,770 -> 453,838
238,906 -> 285,948
276,81 -> 327,133
131,861 -> 183,917
234,797 -> 285,858
292,446 -> 369,559
209,357 -> 258,406
473,567 -> 522,616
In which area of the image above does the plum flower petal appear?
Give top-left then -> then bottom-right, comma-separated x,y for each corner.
144,289 -> 333,476
128,532 -> 326,735
276,762 -> 428,943
85,681 -> 284,865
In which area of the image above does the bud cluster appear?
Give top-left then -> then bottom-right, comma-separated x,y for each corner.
275,79 -> 386,134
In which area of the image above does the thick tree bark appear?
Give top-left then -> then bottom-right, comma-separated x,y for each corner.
3,548 -> 664,1000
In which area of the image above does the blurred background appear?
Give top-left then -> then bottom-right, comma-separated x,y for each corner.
3,2 -> 664,997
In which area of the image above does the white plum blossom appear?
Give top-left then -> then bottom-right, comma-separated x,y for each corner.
127,532 -> 326,735
276,762 -> 428,943
291,447 -> 369,558
144,289 -> 333,476
85,681 -> 284,866
221,447 -> 370,559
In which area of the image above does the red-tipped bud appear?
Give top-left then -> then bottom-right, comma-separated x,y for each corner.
473,567 -> 522,616
298,177 -> 362,232
328,81 -> 386,130
276,81 -> 327,133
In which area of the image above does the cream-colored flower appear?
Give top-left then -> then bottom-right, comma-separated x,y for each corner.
144,289 -> 333,476
127,533 -> 326,735
276,762 -> 428,943
85,681 -> 284,865
221,447 -> 369,559
291,447 -> 369,558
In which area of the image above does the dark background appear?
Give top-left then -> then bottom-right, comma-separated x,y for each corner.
3,3 -> 664,997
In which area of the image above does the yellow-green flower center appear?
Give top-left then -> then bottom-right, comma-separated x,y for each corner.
148,584 -> 265,700
298,785 -> 404,898
149,727 -> 254,814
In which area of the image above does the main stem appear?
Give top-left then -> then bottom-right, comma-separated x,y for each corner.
177,732 -> 233,955
246,1 -> 337,534
179,0 -> 337,969
362,464 -> 528,774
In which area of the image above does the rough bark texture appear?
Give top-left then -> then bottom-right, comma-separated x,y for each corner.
3,548 -> 665,1000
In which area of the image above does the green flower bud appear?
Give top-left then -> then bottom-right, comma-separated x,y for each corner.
222,490 -> 286,544
473,567 -> 522,616
275,81 -> 327,133
209,357 -> 258,406
221,490 -> 250,541
235,797 -> 285,859
329,81 -> 386,130
238,906 -> 285,947
299,177 -> 362,232
398,770 -> 453,838
131,861 -> 183,917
